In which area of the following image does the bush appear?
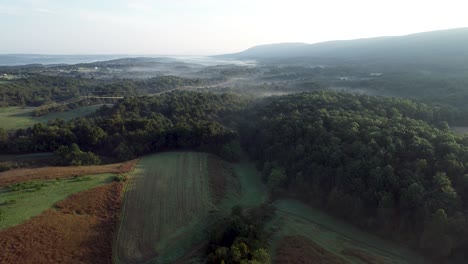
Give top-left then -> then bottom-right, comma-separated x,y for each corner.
0,162 -> 18,172
114,174 -> 128,182
8,181 -> 46,192
56,144 -> 100,166
72,176 -> 92,182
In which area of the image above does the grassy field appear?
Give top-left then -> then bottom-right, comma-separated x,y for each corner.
220,157 -> 268,211
0,173 -> 116,230
267,199 -> 427,264
115,152 -> 219,264
0,105 -> 103,130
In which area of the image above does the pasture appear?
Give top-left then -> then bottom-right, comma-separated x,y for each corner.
268,199 -> 427,264
0,105 -> 103,130
0,173 -> 116,230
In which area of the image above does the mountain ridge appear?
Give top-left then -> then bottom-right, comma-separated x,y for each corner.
220,27 -> 468,69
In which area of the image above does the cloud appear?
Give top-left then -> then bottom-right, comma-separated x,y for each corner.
34,7 -> 54,14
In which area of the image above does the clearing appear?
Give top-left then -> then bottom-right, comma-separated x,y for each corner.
0,181 -> 124,264
0,173 -> 116,229
220,156 -> 268,211
0,105 -> 103,130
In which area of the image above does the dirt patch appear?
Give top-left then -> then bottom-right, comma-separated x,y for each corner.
0,159 -> 138,187
0,182 -> 124,264
342,248 -> 389,264
207,155 -> 226,204
275,235 -> 350,264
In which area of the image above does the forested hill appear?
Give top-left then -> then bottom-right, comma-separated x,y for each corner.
223,28 -> 468,70
240,92 -> 468,263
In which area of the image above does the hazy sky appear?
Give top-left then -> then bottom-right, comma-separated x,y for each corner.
0,0 -> 467,55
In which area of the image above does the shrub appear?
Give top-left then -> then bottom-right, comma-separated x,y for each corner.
114,174 -> 128,182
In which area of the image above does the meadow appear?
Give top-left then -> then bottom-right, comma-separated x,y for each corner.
0,173 -> 116,229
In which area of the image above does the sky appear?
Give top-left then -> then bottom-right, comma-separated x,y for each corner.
0,0 -> 468,55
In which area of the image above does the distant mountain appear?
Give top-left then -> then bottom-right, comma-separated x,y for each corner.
222,28 -> 468,69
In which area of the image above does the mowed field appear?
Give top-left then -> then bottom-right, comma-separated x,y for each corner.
268,199 -> 427,264
115,152 -> 224,264
0,105 -> 103,130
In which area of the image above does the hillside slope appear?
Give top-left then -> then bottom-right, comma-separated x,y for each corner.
223,28 -> 468,69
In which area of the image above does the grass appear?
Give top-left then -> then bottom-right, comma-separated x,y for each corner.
267,199 -> 427,264
115,152 -> 217,264
0,105 -> 103,130
0,173 -> 115,230
220,156 -> 268,211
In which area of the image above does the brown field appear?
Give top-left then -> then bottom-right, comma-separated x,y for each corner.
0,159 -> 138,187
275,235 -> 350,264
0,182 -> 124,264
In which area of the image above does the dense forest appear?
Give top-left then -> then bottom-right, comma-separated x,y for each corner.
239,92 -> 468,262
0,75 -> 206,106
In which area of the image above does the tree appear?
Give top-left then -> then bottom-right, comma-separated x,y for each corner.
420,209 -> 454,258
267,167 -> 286,191
56,144 -> 100,166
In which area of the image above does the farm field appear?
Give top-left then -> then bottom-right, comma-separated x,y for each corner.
115,152 -> 222,264
0,173 -> 116,230
0,105 -> 103,130
0,181 -> 124,264
268,199 -> 427,264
